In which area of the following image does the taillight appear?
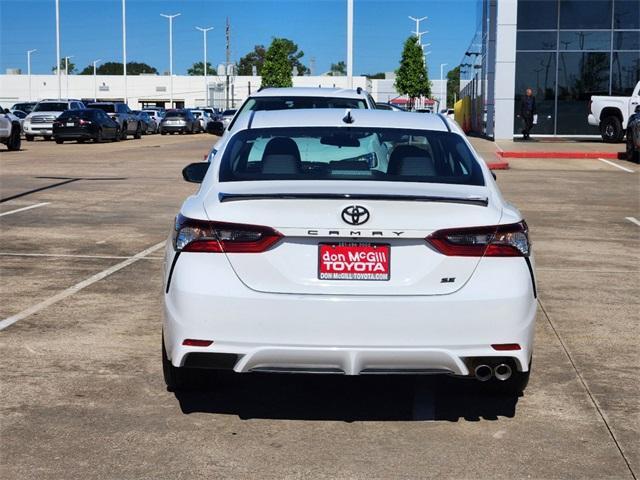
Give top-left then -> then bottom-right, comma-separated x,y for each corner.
426,221 -> 530,257
79,119 -> 92,125
172,214 -> 282,253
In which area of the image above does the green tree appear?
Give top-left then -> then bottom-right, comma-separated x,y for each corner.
261,38 -> 295,88
363,72 -> 385,79
394,36 -> 431,108
327,61 -> 346,76
79,61 -> 158,75
446,65 -> 461,106
52,58 -> 76,74
187,62 -> 216,76
237,45 -> 267,75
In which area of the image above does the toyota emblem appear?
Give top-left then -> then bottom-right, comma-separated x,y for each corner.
341,205 -> 370,225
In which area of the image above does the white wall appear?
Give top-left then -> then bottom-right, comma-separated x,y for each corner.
493,0 -> 517,139
370,78 -> 448,109
0,74 -> 368,110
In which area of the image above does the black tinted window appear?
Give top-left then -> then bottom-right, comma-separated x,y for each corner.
219,127 -> 484,186
34,102 -> 69,112
517,0 -> 558,29
88,104 -> 115,113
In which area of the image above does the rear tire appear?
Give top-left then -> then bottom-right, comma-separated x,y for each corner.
25,134 -> 34,142
162,336 -> 192,391
133,124 -> 142,139
94,128 -> 103,143
113,127 -> 121,142
120,124 -> 127,140
44,135 -> 52,141
627,130 -> 639,163
55,139 -> 63,144
600,116 -> 624,143
7,124 -> 21,151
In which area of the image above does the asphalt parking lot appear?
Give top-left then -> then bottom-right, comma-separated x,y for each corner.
1,135 -> 638,480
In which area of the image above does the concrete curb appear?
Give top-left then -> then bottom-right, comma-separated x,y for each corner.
496,151 -> 621,159
487,161 -> 510,170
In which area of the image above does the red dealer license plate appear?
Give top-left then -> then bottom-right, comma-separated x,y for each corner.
318,243 -> 390,281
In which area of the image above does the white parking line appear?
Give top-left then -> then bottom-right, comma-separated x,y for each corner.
598,158 -> 635,173
0,202 -> 50,217
0,241 -> 164,331
625,217 -> 640,226
0,252 -> 163,260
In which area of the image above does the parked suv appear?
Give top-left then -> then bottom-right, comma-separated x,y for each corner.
86,102 -> 141,140
159,109 -> 197,135
24,99 -> 85,141
0,109 -> 22,151
11,102 -> 37,114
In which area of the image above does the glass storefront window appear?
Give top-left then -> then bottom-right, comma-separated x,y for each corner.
611,52 -> 640,95
613,31 -> 640,51
613,0 -> 640,29
517,31 -> 557,50
560,0 -> 613,29
557,52 -> 610,134
559,31 -> 611,51
514,52 -> 557,134
517,0 -> 558,29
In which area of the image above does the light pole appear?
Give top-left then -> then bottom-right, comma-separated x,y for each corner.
347,0 -> 353,88
27,49 -> 37,101
92,59 -> 102,102
195,26 -> 213,107
161,13 -> 181,108
122,0 -> 128,103
408,16 -> 427,45
55,0 -> 61,100
440,63 -> 448,112
65,55 -> 73,99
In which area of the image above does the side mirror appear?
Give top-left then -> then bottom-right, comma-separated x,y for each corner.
182,162 -> 210,183
206,121 -> 225,136
3,108 -> 9,114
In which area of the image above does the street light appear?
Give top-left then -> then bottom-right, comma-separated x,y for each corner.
161,13 -> 181,108
440,63 -> 448,112
92,59 -> 102,102
55,0 -> 61,100
122,0 -> 128,103
347,0 -> 353,88
195,26 -> 213,107
65,55 -> 74,99
408,16 -> 427,46
27,49 -> 37,101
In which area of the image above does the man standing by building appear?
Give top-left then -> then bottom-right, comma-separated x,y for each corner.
520,88 -> 536,140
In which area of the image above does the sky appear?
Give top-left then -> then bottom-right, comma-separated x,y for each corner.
0,0 -> 478,78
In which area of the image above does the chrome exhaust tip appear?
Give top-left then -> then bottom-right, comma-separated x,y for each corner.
494,363 -> 512,381
474,364 -> 493,382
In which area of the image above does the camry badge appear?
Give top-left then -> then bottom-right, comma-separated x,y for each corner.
341,205 -> 370,226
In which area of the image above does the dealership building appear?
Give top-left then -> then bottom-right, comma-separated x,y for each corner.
461,0 -> 639,139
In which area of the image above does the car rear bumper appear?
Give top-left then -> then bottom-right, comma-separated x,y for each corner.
53,128 -> 95,139
161,125 -> 188,132
163,251 -> 537,375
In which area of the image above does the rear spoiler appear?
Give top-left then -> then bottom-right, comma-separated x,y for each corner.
218,193 -> 488,207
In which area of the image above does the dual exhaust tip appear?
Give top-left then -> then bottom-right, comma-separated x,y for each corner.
474,363 -> 512,382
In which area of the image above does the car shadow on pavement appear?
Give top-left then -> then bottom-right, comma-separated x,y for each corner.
174,372 -> 519,422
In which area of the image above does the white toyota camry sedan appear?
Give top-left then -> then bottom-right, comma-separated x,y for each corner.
163,109 -> 537,395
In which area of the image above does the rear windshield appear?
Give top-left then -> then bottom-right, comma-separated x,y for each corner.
59,110 -> 95,119
33,102 -> 69,112
87,104 -> 115,113
165,110 -> 186,118
219,127 -> 485,186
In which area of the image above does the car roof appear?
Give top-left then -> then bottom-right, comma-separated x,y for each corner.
249,87 -> 368,99
38,99 -> 82,103
234,109 -> 451,132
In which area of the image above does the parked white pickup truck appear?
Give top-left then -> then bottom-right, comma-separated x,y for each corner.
588,81 -> 640,143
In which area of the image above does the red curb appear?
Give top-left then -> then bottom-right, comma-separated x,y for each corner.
488,161 -> 510,170
496,151 -> 621,159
